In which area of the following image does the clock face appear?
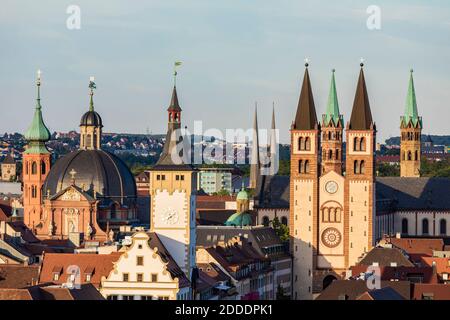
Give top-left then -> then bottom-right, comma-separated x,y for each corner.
325,181 -> 338,194
321,227 -> 342,248
162,207 -> 179,225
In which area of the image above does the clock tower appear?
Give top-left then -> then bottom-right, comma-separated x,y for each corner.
149,83 -> 197,282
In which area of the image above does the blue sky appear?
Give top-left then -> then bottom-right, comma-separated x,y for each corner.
0,0 -> 449,143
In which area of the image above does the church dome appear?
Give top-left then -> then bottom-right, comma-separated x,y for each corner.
80,110 -> 103,127
42,150 -> 136,205
225,212 -> 252,227
236,188 -> 249,201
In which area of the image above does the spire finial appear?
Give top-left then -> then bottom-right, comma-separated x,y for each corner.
174,61 -> 182,87
410,68 -> 414,74
88,76 -> 96,112
36,69 -> 42,107
360,57 -> 365,67
304,58 -> 309,68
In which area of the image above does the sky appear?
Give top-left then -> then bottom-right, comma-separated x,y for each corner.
0,0 -> 449,144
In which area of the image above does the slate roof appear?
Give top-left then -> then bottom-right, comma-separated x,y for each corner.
197,226 -> 287,259
357,286 -> 405,300
148,232 -> 190,288
376,177 -> 450,211
256,175 -> 290,209
348,67 -> 374,130
316,280 -> 411,300
293,67 -> 318,130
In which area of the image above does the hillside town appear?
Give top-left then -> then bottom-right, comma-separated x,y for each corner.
1,62 -> 450,302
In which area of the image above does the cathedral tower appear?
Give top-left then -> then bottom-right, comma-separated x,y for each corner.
344,63 -> 376,268
400,70 -> 422,177
23,70 -> 52,232
290,63 -> 320,300
79,77 -> 103,150
249,105 -> 260,189
149,78 -> 197,283
321,70 -> 344,175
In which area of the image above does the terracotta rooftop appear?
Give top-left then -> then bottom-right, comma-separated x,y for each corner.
387,237 -> 444,256
0,265 -> 40,289
39,252 -> 121,288
0,283 -> 104,300
412,283 -> 450,300
350,265 -> 437,284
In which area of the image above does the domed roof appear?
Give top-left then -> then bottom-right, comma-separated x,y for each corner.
225,212 -> 252,227
236,188 -> 249,201
43,150 -> 136,205
80,110 -> 103,127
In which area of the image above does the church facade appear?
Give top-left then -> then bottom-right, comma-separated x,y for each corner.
290,63 -> 376,300
22,74 -> 138,243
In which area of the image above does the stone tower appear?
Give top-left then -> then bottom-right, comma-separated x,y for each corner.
400,70 -> 422,177
23,70 -> 52,232
344,63 -> 376,268
321,70 -> 344,175
290,63 -> 320,300
149,83 -> 197,282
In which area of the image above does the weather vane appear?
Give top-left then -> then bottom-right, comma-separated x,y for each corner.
304,57 -> 309,67
174,61 -> 182,86
89,76 -> 96,93
360,57 -> 365,67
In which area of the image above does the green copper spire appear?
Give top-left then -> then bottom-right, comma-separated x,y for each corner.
402,69 -> 422,128
24,70 -> 51,154
323,69 -> 342,126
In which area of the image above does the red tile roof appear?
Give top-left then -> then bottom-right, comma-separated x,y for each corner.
0,265 -> 40,288
350,265 -> 437,284
412,284 -> 450,300
421,257 -> 450,275
39,253 -> 121,288
387,237 -> 444,256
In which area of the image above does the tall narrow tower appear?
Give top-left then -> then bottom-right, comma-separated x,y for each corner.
149,76 -> 197,282
321,70 -> 344,175
345,63 -> 376,268
290,62 -> 320,300
249,105 -> 260,189
79,77 -> 103,150
400,70 -> 422,177
23,70 -> 52,232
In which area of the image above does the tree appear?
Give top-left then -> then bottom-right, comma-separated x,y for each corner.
271,217 -> 289,243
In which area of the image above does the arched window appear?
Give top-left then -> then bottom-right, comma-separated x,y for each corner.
298,160 -> 303,174
31,162 -> 37,175
25,161 -> 29,175
262,216 -> 270,227
335,208 -> 341,223
281,216 -> 288,226
402,152 -> 406,161
304,160 -> 310,173
328,149 -> 333,160
335,149 -> 339,160
440,219 -> 447,236
328,131 -> 331,140
354,137 -> 360,151
415,150 -> 418,161
41,161 -> 46,175
31,185 -> 37,198
305,137 -> 311,151
323,208 -> 330,222
360,161 -> 365,174
360,137 -> 366,151
354,160 -> 359,174
422,219 -> 429,235
401,218 -> 408,235
298,137 -> 304,151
